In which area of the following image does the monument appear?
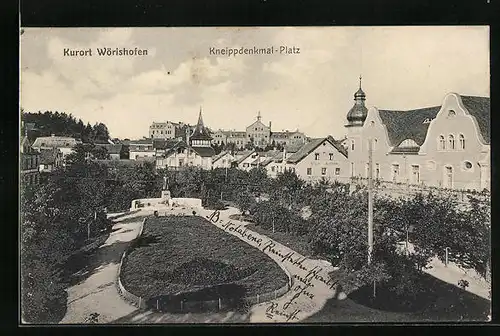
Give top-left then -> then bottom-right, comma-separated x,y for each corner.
161,176 -> 172,204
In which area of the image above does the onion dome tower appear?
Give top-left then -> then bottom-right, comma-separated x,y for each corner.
346,75 -> 368,127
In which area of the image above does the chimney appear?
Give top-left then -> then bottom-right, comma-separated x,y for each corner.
269,121 -> 272,130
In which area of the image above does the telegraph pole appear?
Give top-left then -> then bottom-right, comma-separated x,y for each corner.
368,140 -> 374,265
367,139 -> 376,298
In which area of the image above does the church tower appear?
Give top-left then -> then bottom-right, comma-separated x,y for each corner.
189,107 -> 213,147
345,76 -> 368,178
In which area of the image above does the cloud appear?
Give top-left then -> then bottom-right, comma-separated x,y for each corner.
20,27 -> 489,140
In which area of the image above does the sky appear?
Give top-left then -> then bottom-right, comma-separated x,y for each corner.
20,26 -> 489,140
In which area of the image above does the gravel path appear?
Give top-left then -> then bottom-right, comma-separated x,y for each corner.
59,210 -> 153,324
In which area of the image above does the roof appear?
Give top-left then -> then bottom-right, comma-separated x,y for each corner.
378,106 -> 441,147
260,157 -> 275,166
39,148 -> 60,164
190,110 -> 212,141
212,151 -> 233,163
271,132 -> 289,139
237,150 -> 256,164
191,146 -> 215,157
32,136 -> 81,148
223,131 -> 247,137
95,144 -> 123,154
284,143 -> 304,154
460,95 -> 490,144
286,136 -> 347,164
129,138 -> 154,145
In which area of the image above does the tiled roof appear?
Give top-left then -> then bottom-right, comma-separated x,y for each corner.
460,95 -> 490,144
271,132 -> 289,138
39,148 -> 60,164
224,131 -> 247,137
284,143 -> 303,153
153,139 -> 184,150
378,106 -> 441,147
95,144 -> 123,154
212,151 -> 233,163
190,111 -> 212,141
236,150 -> 256,164
389,146 -> 420,155
259,157 -> 274,166
192,146 -> 215,157
286,136 -> 347,164
32,136 -> 81,148
129,138 -> 154,145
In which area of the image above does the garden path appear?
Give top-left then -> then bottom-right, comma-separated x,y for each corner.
198,207 -> 342,323
59,210 -> 154,324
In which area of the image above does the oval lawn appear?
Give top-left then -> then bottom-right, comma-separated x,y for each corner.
120,215 -> 289,301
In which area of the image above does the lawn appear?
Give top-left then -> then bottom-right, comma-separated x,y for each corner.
245,223 -> 317,259
120,215 -> 289,301
305,270 -> 490,322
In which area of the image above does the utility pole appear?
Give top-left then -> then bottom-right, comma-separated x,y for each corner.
367,139 -> 376,298
368,139 -> 374,265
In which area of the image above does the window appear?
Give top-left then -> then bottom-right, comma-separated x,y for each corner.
438,135 -> 445,150
373,139 -> 378,150
161,130 -> 163,134
307,168 -> 312,175
375,163 -> 380,179
335,167 -> 340,175
448,109 -> 456,117
315,153 -> 320,160
448,134 -> 455,150
411,165 -> 420,184
392,164 -> 400,181
463,161 -> 473,170
351,140 -> 355,151
459,134 -> 465,150
329,153 -> 334,160
271,166 -> 275,172
321,168 -> 327,175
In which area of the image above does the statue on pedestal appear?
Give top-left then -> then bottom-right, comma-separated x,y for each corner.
162,176 -> 168,191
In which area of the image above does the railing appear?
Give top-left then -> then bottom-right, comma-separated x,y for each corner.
116,215 -> 293,313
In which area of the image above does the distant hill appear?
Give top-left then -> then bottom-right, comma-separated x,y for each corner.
21,110 -> 111,144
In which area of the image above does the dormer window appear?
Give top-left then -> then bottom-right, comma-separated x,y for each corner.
399,139 -> 418,148
423,118 -> 433,124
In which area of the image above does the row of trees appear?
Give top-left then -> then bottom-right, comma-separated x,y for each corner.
21,110 -> 111,144
21,145 -> 161,323
157,167 -> 490,300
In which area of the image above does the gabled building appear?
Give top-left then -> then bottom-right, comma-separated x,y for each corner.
345,77 -> 490,191
212,151 -> 236,169
20,135 -> 40,186
246,112 -> 271,147
129,138 -> 155,160
31,135 -> 81,159
38,148 -> 63,173
237,150 -> 259,171
94,143 -> 127,160
285,136 -> 349,183
155,109 -> 215,170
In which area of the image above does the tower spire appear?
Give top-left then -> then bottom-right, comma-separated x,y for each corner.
359,74 -> 362,89
257,111 -> 261,121
197,106 -> 204,126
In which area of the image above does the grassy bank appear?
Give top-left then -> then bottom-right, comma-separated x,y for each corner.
121,215 -> 289,300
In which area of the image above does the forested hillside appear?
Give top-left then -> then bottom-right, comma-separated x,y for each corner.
21,110 -> 110,143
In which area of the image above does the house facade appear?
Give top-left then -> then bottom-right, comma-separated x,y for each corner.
149,121 -> 178,139
38,148 -> 63,173
212,151 -> 236,169
285,136 -> 350,183
31,135 -> 81,160
129,139 -> 155,160
20,136 -> 40,186
345,80 -> 490,191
